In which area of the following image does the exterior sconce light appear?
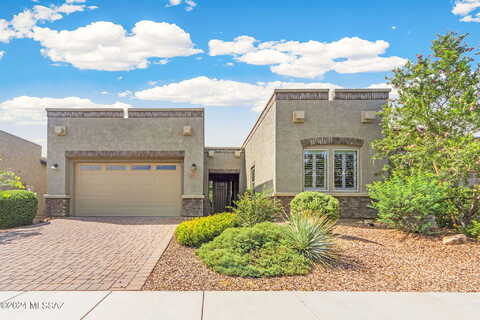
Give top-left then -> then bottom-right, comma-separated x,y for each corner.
191,163 -> 197,170
51,163 -> 59,170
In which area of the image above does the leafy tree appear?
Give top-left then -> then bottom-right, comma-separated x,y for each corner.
372,33 -> 480,229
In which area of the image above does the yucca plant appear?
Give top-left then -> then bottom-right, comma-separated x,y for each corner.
284,211 -> 338,267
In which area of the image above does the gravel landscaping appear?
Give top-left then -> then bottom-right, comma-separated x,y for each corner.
143,221 -> 480,292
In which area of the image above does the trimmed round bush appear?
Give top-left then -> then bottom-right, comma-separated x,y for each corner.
197,222 -> 311,278
290,192 -> 340,221
0,190 -> 38,229
175,212 -> 238,247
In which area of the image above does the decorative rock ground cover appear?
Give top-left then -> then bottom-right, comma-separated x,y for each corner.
143,221 -> 480,292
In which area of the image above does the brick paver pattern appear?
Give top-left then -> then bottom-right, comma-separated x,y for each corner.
0,217 -> 179,291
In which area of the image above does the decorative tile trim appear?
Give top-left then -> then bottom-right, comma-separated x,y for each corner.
276,91 -> 329,100
334,89 -> 389,100
65,150 -> 185,159
208,169 -> 240,174
47,110 -> 124,118
301,136 -> 364,147
128,110 -> 204,118
205,148 -> 242,153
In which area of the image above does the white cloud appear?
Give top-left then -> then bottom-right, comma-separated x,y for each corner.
118,90 -> 133,98
32,20 -> 203,71
66,0 -> 87,3
0,51 -> 5,59
209,36 -> 257,56
0,1 -> 94,43
0,96 -> 131,125
100,91 -> 109,95
452,0 -> 480,22
225,62 -> 234,67
209,36 -> 407,78
185,0 -> 197,11
167,0 -> 182,6
391,26 -> 397,30
135,76 -> 342,112
461,13 -> 480,22
166,0 -> 197,11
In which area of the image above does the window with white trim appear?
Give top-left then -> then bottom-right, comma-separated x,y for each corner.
304,150 -> 327,190
334,150 -> 358,190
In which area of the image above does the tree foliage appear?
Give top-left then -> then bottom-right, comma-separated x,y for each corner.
372,33 -> 480,229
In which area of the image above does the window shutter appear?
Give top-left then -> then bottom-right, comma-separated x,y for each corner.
314,153 -> 326,188
334,151 -> 357,190
304,153 -> 313,188
304,150 -> 327,190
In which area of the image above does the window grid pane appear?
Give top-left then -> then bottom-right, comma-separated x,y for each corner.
156,165 -> 176,170
79,165 -> 102,171
304,153 -> 313,188
131,165 -> 151,170
106,165 -> 127,171
304,151 -> 327,190
334,151 -> 357,190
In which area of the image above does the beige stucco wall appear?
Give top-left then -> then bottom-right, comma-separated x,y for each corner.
0,130 -> 46,216
243,101 -> 276,192
47,110 -> 205,206
274,99 -> 386,194
205,147 -> 245,191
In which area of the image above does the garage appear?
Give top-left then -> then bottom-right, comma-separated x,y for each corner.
74,162 -> 182,216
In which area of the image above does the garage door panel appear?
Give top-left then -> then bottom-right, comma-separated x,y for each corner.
75,162 -> 182,216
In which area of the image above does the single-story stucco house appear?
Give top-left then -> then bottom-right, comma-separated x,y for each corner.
0,130 -> 47,216
44,88 -> 389,218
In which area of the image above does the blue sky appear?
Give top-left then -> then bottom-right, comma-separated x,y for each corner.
0,0 -> 479,154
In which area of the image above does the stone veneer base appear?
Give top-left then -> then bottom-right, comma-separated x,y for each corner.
274,195 -> 377,219
45,197 -> 71,217
181,198 -> 205,217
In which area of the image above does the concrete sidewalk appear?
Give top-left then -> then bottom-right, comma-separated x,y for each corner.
0,291 -> 478,320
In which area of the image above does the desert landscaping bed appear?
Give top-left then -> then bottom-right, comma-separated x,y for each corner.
143,221 -> 480,292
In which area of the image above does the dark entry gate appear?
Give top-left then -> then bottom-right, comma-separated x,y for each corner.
208,173 -> 239,214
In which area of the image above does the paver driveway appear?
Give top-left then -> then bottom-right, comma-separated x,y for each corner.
0,217 -> 179,291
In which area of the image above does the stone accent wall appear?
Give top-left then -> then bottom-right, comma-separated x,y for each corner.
333,90 -> 389,101
47,110 -> 124,118
45,198 -> 70,217
128,110 -> 204,118
300,136 -> 364,148
182,198 -> 204,217
274,195 -> 377,219
65,150 -> 185,159
338,196 -> 377,218
276,91 -> 329,100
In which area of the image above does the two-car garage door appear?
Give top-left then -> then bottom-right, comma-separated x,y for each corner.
74,162 -> 182,216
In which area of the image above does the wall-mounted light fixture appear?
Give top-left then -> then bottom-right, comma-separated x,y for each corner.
191,163 -> 197,170
51,163 -> 59,170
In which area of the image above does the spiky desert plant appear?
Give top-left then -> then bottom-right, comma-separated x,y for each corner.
285,211 -> 338,267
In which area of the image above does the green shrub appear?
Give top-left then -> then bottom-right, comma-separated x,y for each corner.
284,212 -> 338,267
464,220 -> 480,240
231,190 -> 281,227
197,222 -> 311,277
0,190 -> 38,229
175,212 -> 238,247
290,192 -> 340,221
368,172 -> 451,234
0,170 -> 25,190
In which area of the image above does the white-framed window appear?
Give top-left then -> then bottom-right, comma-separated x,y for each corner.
304,150 -> 328,191
334,150 -> 358,191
